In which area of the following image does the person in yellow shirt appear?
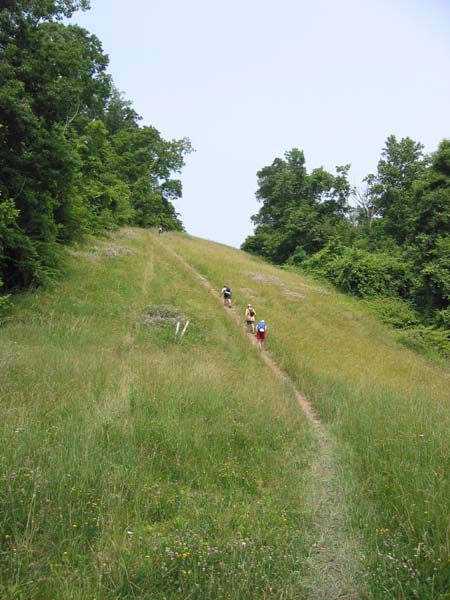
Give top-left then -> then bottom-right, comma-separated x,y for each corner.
245,304 -> 256,333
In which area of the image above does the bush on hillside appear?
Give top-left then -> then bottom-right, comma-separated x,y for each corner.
396,325 -> 450,359
303,243 -> 413,299
0,290 -> 11,318
435,307 -> 450,328
363,297 -> 420,328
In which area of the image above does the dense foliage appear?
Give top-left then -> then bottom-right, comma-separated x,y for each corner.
243,137 -> 450,344
0,0 -> 192,290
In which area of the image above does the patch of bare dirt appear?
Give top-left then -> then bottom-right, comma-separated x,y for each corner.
67,242 -> 135,260
238,287 -> 257,299
296,282 -> 332,296
242,270 -> 330,296
105,228 -> 140,239
284,290 -> 307,300
242,271 -> 284,285
140,304 -> 188,327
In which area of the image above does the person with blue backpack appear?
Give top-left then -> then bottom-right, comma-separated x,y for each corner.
255,319 -> 267,349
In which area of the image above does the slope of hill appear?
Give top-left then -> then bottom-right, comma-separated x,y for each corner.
0,229 -> 448,599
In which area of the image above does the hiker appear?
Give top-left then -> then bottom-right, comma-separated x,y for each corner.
256,319 -> 267,349
245,304 -> 256,333
158,225 -> 164,235
221,285 -> 232,308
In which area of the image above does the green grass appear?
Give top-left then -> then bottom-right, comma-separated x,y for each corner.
2,228 -> 449,599
162,232 -> 450,600
0,230 -> 315,599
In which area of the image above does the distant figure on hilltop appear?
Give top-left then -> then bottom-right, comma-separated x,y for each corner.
245,304 -> 256,333
221,285 -> 232,308
158,225 -> 164,235
256,319 -> 267,349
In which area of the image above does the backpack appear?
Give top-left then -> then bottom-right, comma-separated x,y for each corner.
224,286 -> 231,296
257,322 -> 265,332
249,309 -> 255,317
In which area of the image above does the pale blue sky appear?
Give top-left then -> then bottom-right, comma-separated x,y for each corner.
72,0 -> 450,247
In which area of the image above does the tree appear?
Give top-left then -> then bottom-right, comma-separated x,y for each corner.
0,2 -> 111,286
242,149 -> 352,263
408,140 -> 450,314
351,178 -> 382,228
367,135 -> 425,243
0,1 -> 192,289
111,125 -> 192,230
0,1 -> 90,22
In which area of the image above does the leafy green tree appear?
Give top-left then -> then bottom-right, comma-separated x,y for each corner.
242,149 -> 352,263
104,87 -> 140,135
111,126 -> 192,230
0,1 -> 110,286
365,135 -> 425,244
408,140 -> 450,314
0,1 -> 90,21
0,0 -> 192,289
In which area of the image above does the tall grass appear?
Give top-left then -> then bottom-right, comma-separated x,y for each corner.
163,233 -> 450,599
0,231 -> 315,599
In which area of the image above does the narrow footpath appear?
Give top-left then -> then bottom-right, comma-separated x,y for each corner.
159,238 -> 369,600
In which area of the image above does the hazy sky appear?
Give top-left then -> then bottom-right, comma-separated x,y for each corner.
72,0 -> 450,247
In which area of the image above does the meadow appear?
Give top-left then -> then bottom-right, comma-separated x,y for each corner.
162,232 -> 450,600
1,230 -> 317,599
1,228 -> 449,599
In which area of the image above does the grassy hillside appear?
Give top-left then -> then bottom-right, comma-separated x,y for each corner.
0,230 -> 317,599
161,232 -> 450,600
1,229 -> 449,599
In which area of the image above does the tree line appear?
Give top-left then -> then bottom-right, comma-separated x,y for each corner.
0,0 -> 192,293
242,136 -> 450,348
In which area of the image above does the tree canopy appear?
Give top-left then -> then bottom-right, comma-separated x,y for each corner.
243,136 -> 450,334
0,0 -> 192,289
242,149 -> 352,263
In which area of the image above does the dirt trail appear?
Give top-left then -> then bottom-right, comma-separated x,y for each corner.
159,239 -> 368,599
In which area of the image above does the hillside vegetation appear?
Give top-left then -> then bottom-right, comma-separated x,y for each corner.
0,1 -> 191,292
242,140 -> 450,350
1,229 -> 449,599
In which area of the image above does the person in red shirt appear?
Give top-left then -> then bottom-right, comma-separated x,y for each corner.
255,319 -> 267,349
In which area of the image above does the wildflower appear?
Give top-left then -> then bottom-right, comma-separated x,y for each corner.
72,524 -> 78,528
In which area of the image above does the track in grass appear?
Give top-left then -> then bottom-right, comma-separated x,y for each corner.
160,237 -> 368,599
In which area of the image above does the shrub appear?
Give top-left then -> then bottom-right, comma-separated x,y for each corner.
364,297 -> 420,328
303,244 -> 413,299
397,325 -> 450,358
0,277 -> 11,319
434,307 -> 450,328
